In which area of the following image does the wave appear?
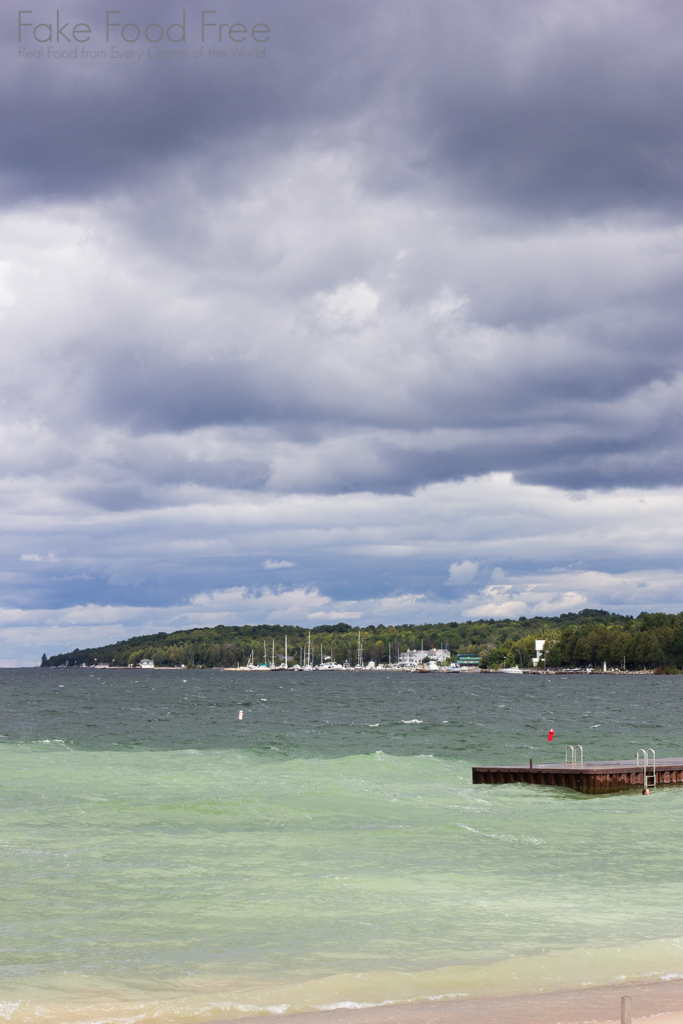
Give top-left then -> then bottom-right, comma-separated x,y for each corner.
4,937 -> 683,1023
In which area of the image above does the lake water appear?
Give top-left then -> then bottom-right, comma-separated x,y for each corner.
2,668 -> 683,1023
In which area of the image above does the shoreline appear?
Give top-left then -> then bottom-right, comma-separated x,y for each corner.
208,979 -> 683,1024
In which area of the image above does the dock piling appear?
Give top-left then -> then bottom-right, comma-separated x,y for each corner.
621,995 -> 632,1024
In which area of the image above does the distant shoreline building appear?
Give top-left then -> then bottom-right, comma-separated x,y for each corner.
455,655 -> 480,671
398,647 -> 450,669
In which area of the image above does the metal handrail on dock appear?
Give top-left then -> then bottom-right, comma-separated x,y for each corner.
565,744 -> 584,766
637,748 -> 656,790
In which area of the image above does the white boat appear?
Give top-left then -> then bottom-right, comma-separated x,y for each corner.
499,666 -> 523,674
245,649 -> 269,670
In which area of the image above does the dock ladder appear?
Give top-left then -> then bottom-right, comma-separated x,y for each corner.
636,748 -> 656,790
565,745 -> 584,766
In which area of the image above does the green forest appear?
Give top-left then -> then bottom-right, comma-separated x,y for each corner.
41,608 -> 683,671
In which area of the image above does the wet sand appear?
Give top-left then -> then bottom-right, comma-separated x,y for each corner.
208,979 -> 683,1024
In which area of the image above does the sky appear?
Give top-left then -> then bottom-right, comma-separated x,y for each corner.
2,0 -> 683,662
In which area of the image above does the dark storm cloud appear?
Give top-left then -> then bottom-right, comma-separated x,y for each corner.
411,1 -> 683,217
0,0 -> 384,201
5,0 -> 683,218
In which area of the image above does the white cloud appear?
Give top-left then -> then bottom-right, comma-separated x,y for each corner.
463,584 -> 586,620
7,562 -> 683,665
0,260 -> 16,312
316,281 -> 379,331
3,472 -> 683,663
460,567 -> 683,620
262,559 -> 297,569
446,560 -> 479,584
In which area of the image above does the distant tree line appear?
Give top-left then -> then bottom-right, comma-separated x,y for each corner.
486,613 -> 683,672
40,609 -> 683,672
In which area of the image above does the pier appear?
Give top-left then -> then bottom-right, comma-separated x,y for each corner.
472,754 -> 683,794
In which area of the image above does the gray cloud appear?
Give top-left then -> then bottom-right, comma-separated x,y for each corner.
4,0 -> 683,219
1,0 -> 683,655
0,0 -> 382,201
2,157 -> 683,497
410,3 -> 683,214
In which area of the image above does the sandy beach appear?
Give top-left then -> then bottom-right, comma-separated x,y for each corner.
209,980 -> 683,1024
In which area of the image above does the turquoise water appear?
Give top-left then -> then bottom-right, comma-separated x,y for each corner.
2,669 -> 683,1022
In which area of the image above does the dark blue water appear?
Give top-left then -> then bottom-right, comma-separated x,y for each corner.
0,667 -> 678,762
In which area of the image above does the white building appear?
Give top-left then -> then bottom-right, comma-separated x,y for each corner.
398,649 -> 428,668
139,658 -> 155,669
532,640 -> 546,668
398,647 -> 449,669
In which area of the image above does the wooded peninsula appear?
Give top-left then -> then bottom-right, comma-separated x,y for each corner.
41,608 -> 683,672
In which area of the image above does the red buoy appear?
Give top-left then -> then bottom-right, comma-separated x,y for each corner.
548,728 -> 554,742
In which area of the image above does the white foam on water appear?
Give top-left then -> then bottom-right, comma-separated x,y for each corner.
4,938 -> 683,1023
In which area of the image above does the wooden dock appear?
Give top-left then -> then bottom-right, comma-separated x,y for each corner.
472,757 -> 683,794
